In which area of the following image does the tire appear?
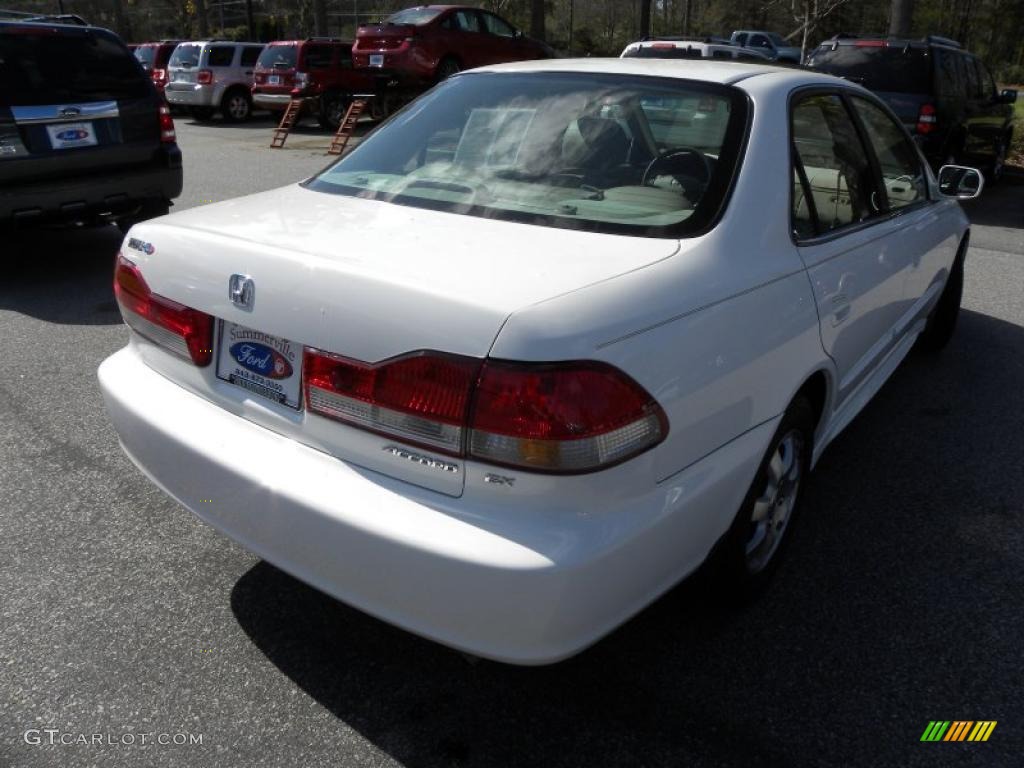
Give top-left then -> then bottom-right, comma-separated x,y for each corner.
221,88 -> 252,123
116,199 -> 170,233
435,56 -> 461,82
716,396 -> 815,594
916,236 -> 967,353
317,92 -> 350,131
985,132 -> 1010,186
190,106 -> 215,122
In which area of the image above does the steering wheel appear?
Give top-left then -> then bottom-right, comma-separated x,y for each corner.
642,148 -> 713,200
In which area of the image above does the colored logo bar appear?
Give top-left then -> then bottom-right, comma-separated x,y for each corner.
921,721 -> 997,742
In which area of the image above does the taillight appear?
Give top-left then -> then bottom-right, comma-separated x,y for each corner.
114,254 -> 213,366
917,103 -> 937,135
303,349 -> 667,472
151,68 -> 166,84
304,350 -> 481,455
294,71 -> 309,89
158,103 -> 176,143
196,69 -> 213,85
468,360 -> 667,472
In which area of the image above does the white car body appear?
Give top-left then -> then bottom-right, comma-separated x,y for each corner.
99,59 -> 969,664
620,39 -> 772,62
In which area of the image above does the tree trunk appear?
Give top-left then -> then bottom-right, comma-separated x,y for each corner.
110,0 -> 130,40
313,0 -> 329,37
530,0 -> 545,40
682,0 -> 691,35
194,0 -> 209,38
639,0 -> 651,39
889,0 -> 915,36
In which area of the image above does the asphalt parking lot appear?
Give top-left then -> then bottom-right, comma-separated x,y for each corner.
1,116 -> 1022,768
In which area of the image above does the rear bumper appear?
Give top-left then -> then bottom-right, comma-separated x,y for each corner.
99,345 -> 773,664
0,150 -> 182,226
253,92 -> 300,111
165,84 -> 220,108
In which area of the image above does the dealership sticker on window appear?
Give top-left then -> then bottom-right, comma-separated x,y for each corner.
46,122 -> 98,150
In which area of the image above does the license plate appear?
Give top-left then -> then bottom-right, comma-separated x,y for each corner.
216,321 -> 302,409
268,74 -> 280,85
46,122 -> 97,150
369,54 -> 384,67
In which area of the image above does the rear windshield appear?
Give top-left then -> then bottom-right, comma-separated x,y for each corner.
168,43 -> 201,68
306,72 -> 748,238
806,44 -> 933,93
386,8 -> 443,25
0,30 -> 149,105
257,44 -> 297,69
134,45 -> 156,69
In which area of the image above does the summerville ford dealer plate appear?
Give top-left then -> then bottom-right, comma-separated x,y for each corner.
216,321 -> 302,409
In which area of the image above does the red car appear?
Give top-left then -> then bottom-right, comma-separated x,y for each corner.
352,5 -> 551,84
252,38 -> 382,129
133,40 -> 182,96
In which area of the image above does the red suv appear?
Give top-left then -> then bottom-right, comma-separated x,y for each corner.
133,40 -> 182,96
252,38 -> 380,129
352,5 -> 550,84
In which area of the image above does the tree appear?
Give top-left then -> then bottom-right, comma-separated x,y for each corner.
889,0 -> 914,35
313,0 -> 328,36
530,0 -> 545,40
639,0 -> 651,39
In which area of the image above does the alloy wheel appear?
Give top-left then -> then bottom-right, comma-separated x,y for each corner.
745,430 -> 804,574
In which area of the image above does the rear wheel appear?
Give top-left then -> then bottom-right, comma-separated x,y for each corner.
318,92 -> 350,131
717,396 -> 814,593
435,56 -> 461,82
916,237 -> 967,353
221,88 -> 252,123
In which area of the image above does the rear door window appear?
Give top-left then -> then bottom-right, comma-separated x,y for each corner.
207,46 -> 235,67
750,34 -> 772,51
791,93 -> 880,236
807,44 -> 932,94
962,54 -> 981,98
974,59 -> 996,100
481,13 -> 516,37
241,46 -> 262,67
302,45 -> 331,69
134,46 -> 156,70
454,10 -> 482,32
0,30 -> 150,105
849,96 -> 927,210
936,48 -> 964,99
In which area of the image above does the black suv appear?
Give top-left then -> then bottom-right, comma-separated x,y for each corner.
806,35 -> 1017,182
0,18 -> 182,228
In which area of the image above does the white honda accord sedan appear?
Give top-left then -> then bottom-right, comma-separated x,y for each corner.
99,58 -> 981,664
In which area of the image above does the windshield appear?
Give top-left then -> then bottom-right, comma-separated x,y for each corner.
806,44 -> 932,93
168,44 -> 201,68
307,73 -> 748,237
386,8 -> 443,25
134,45 -> 156,69
257,44 -> 297,69
0,30 -> 149,105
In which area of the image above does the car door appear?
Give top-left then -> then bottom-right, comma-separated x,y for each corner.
240,46 -> 262,85
846,94 -> 949,333
478,11 -> 523,64
748,34 -> 775,58
444,9 -> 487,69
791,91 -> 914,405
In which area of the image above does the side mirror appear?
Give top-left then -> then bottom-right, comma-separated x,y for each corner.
1000,88 -> 1017,104
513,29 -> 523,39
937,165 -> 984,200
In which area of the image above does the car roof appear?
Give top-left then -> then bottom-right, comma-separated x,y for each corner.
472,57 -> 816,85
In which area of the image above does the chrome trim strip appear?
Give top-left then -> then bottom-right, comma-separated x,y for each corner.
11,102 -> 120,125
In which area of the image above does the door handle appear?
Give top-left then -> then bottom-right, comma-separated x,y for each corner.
831,293 -> 851,326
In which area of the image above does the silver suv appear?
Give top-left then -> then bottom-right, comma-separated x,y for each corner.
165,41 -> 264,122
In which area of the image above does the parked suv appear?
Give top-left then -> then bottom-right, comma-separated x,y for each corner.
0,19 -> 182,229
134,40 -> 182,96
729,30 -> 802,62
252,38 -> 380,129
806,35 -> 1017,181
165,40 -> 264,122
352,5 -> 550,85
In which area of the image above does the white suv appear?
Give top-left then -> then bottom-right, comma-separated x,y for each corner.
165,40 -> 264,122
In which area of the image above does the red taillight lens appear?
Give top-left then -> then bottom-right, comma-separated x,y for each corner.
304,349 -> 481,455
151,68 -> 166,84
114,254 -> 213,366
917,103 -> 937,135
468,361 -> 667,472
196,69 -> 213,85
158,103 -> 176,143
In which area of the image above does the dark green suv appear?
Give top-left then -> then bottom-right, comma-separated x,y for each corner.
806,35 -> 1017,182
